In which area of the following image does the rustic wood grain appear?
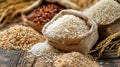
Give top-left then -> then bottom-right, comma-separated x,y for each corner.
0,48 -> 23,67
19,53 -> 36,67
99,58 -> 120,67
0,48 -> 120,67
101,50 -> 119,58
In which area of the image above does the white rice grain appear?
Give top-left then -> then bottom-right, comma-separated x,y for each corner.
29,41 -> 60,56
45,15 -> 89,39
83,0 -> 120,25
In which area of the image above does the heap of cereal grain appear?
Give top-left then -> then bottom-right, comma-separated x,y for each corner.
83,0 -> 120,25
0,25 -> 44,50
54,52 -> 99,67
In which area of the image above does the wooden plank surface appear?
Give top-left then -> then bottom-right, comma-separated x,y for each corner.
0,48 -> 120,67
99,58 -> 120,67
0,48 -> 36,67
101,50 -> 119,58
0,48 -> 24,67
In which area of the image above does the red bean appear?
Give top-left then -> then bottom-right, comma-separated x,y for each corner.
27,3 -> 64,25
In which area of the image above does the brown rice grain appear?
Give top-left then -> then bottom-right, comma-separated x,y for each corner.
0,25 -> 44,51
54,52 -> 99,67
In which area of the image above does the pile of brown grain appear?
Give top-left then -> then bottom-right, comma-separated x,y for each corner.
54,52 -> 99,67
0,25 -> 44,50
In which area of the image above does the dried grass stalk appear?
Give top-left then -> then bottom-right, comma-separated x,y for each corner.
0,0 -> 36,29
89,31 -> 120,58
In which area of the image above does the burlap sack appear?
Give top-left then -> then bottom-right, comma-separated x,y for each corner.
99,18 -> 120,39
69,0 -> 99,10
22,0 -> 80,32
42,9 -> 99,54
83,0 -> 120,39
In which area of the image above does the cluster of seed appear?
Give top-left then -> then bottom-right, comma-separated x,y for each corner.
54,52 -> 99,67
0,25 -> 44,51
45,15 -> 89,39
27,2 -> 64,25
83,0 -> 120,25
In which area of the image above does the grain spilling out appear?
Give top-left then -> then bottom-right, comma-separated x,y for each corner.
29,41 -> 60,56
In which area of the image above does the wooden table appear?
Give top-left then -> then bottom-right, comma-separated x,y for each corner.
0,48 -> 34,67
0,48 -> 120,67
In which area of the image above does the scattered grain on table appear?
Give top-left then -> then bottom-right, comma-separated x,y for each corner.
29,41 -> 61,56
25,49 -> 63,67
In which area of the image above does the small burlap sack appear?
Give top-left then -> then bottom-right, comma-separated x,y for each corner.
69,0 -> 99,10
99,18 -> 120,39
83,0 -> 120,39
42,9 -> 99,54
22,0 -> 80,32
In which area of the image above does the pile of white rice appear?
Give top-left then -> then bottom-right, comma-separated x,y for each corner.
83,0 -> 120,25
29,41 -> 60,56
44,15 -> 89,39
